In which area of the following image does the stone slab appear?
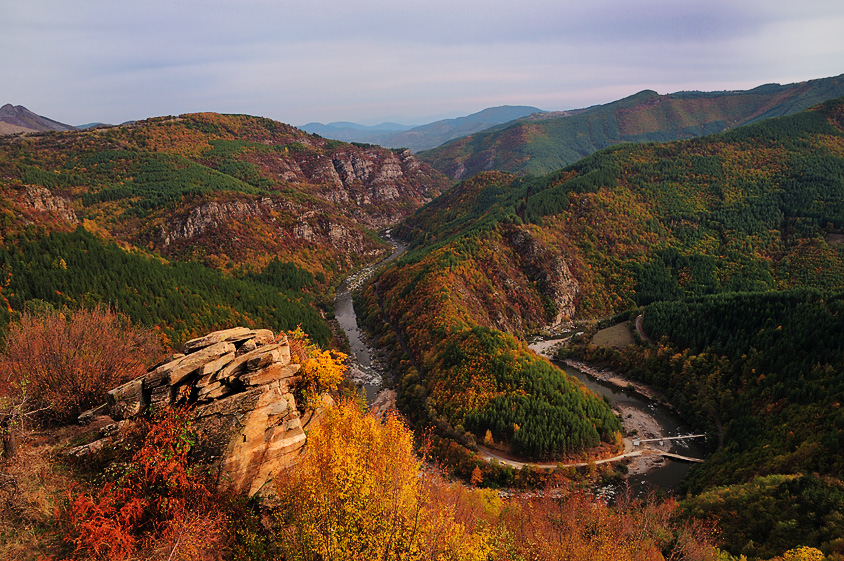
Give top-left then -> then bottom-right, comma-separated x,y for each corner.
184,327 -> 252,354
242,363 -> 301,387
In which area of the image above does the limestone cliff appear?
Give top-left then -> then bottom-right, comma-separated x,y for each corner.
148,145 -> 445,272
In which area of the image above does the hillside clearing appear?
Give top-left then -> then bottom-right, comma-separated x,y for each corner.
591,322 -> 634,348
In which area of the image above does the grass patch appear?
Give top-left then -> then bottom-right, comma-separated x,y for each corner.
591,322 -> 635,348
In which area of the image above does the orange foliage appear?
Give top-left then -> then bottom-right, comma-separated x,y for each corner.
0,306 -> 161,425
503,485 -> 719,561
287,327 -> 347,406
58,407 -> 227,561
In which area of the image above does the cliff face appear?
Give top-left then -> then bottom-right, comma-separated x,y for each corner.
506,228 -> 579,328
154,148 -> 436,263
0,112 -> 451,280
79,327 -> 328,497
19,185 -> 78,223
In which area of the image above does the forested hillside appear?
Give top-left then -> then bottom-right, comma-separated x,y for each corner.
567,288 -> 844,558
400,97 -> 844,319
0,227 -> 330,346
0,112 -> 449,346
420,73 -> 844,179
362,97 -> 844,519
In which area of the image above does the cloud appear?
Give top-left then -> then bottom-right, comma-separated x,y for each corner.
2,0 -> 843,125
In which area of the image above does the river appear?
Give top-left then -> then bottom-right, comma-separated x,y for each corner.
530,340 -> 705,493
335,237 -> 703,493
333,231 -> 405,403
562,361 -> 704,494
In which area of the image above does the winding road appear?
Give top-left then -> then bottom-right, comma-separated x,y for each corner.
477,437 -> 703,470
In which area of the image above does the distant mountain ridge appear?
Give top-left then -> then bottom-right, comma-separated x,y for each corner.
0,103 -> 76,134
302,121 -> 413,135
301,105 -> 544,152
419,73 -> 844,179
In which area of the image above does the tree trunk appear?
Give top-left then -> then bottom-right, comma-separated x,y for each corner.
2,432 -> 16,460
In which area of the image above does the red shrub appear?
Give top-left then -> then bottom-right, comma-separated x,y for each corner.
0,306 -> 162,425
58,407 -> 227,561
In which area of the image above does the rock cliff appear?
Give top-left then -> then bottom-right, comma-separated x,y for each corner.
78,327 -> 323,497
19,185 -> 78,223
507,228 -> 579,328
0,111 -> 452,283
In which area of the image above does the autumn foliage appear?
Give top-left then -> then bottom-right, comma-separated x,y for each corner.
287,326 -> 348,407
274,399 -> 495,561
0,306 -> 161,425
502,486 -> 719,561
58,407 -> 227,561
273,400 -> 722,561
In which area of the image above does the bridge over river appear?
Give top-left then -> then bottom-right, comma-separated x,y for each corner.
478,434 -> 706,470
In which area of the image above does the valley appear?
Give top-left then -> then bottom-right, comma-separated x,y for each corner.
3,83 -> 844,560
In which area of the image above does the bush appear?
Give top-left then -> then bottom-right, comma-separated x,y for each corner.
287,327 -> 347,408
58,407 -> 228,561
0,306 -> 161,426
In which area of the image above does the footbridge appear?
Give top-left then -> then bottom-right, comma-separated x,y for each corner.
634,434 -> 706,444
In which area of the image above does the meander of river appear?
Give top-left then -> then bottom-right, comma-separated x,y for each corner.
559,361 -> 705,494
334,235 -> 704,494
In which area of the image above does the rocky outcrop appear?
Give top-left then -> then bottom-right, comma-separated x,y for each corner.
20,185 -> 78,222
90,327 -> 322,496
157,199 -> 278,246
507,228 -> 579,328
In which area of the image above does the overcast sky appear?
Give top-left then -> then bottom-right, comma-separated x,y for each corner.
3,0 -> 843,127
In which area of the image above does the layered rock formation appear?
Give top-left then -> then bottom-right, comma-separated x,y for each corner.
156,147 -> 442,256
82,327 -> 322,496
19,185 -> 78,223
507,228 -> 579,328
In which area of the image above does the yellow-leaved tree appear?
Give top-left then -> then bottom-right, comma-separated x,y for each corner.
781,546 -> 825,561
274,400 -> 495,561
288,327 -> 348,407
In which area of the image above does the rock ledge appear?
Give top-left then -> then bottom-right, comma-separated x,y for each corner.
81,327 -> 322,496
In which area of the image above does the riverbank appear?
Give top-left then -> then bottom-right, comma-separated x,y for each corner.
562,359 -> 674,410
334,231 -> 405,403
528,339 -> 671,407
528,339 -> 704,479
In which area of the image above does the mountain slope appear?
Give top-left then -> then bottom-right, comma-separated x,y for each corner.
0,103 -> 76,134
0,111 -> 449,345
302,105 -> 544,152
366,96 -> 844,472
420,74 -> 844,179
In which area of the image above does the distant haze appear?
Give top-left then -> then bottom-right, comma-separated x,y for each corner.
2,1 -> 843,127
301,105 -> 545,151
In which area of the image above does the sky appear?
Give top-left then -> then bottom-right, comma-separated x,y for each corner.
3,0 -> 844,127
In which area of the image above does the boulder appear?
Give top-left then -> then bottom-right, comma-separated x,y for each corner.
184,327 -> 252,354
99,326 -> 327,498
